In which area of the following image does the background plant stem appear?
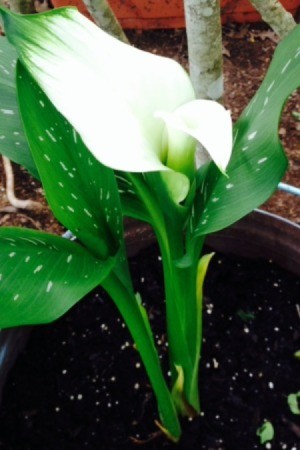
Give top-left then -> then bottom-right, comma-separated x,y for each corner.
183,0 -> 223,169
82,0 -> 128,42
0,0 -> 34,13
183,0 -> 223,102
249,0 -> 296,38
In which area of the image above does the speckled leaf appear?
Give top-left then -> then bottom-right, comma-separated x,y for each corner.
0,227 -> 114,327
17,62 -> 123,261
0,36 -> 37,178
194,25 -> 300,236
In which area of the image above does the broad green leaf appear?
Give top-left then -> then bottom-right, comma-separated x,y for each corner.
256,421 -> 274,444
194,25 -> 300,236
287,392 -> 300,415
0,227 -> 114,327
17,62 -> 123,261
0,36 -> 37,177
116,172 -> 151,223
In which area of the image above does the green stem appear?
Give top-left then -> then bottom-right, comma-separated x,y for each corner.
159,243 -> 198,412
127,175 -> 196,407
156,220 -> 204,413
156,231 -> 193,361
102,271 -> 181,441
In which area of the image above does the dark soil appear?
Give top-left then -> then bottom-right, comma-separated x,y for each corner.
0,243 -> 299,450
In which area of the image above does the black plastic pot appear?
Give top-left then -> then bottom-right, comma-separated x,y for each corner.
125,209 -> 300,276
0,209 -> 299,404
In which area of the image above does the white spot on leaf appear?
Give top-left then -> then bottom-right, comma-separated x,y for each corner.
84,208 -> 92,218
248,131 -> 257,141
46,129 -> 57,142
73,129 -> 77,143
266,80 -> 275,93
20,238 -> 38,245
34,265 -> 43,274
46,281 -> 53,293
258,157 -> 268,164
1,109 -> 14,115
281,59 -> 291,74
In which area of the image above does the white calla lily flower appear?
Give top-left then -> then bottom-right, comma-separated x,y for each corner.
1,7 -> 232,200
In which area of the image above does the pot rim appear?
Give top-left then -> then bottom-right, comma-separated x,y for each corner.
126,209 -> 300,276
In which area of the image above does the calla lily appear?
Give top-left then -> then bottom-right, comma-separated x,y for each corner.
0,7 -> 232,200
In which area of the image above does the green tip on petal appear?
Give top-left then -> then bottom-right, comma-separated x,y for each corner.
0,6 -> 196,176
156,100 -> 233,173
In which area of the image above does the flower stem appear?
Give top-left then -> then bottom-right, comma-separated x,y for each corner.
102,271 -> 181,441
155,221 -> 205,414
126,174 -> 198,413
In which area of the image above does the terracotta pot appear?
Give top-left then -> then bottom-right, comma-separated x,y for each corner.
50,0 -> 299,28
0,209 -> 299,405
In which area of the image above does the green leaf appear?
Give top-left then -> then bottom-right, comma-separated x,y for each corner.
0,36 -> 38,178
256,421 -> 274,444
287,392 -> 300,415
294,350 -> 300,360
115,172 -> 151,223
194,25 -> 300,236
0,227 -> 114,327
17,62 -> 123,261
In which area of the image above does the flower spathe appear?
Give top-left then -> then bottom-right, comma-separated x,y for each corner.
0,7 -> 232,201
